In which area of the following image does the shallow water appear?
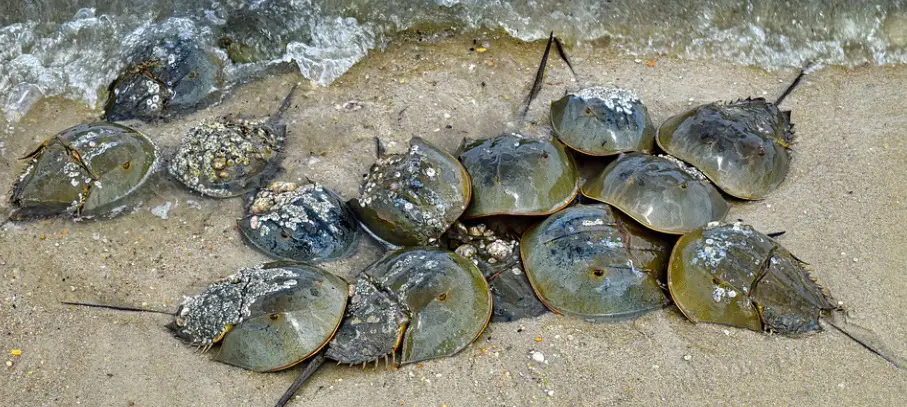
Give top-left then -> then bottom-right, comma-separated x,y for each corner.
1,0 -> 906,121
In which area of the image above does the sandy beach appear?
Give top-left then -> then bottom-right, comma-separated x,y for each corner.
1,32 -> 905,406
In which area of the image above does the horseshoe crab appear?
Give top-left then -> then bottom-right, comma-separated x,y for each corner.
550,87 -> 655,156
168,86 -> 295,198
350,137 -> 471,247
665,222 -> 907,368
173,261 -> 348,372
238,181 -> 360,263
520,204 -> 673,321
666,222 -> 837,333
655,69 -> 806,200
66,261 -> 348,372
581,153 -> 729,234
458,134 -> 578,218
105,36 -> 222,122
9,122 -> 159,220
325,247 -> 492,365
445,221 -> 548,322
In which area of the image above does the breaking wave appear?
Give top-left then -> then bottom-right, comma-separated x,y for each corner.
2,0 -> 906,121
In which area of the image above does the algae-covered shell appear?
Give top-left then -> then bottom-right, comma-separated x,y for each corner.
550,87 -> 655,156
520,205 -> 673,321
458,133 -> 578,218
350,137 -> 471,247
168,117 -> 285,198
656,98 -> 793,200
325,247 -> 491,365
9,122 -> 158,220
581,153 -> 729,234
238,182 -> 360,263
170,261 -> 348,372
667,223 -> 836,334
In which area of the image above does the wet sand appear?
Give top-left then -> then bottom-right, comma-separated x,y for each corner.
1,32 -> 905,406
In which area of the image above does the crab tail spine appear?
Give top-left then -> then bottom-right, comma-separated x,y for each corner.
822,315 -> 906,369
375,136 -> 386,158
552,36 -> 578,83
275,351 -> 327,407
775,64 -> 810,106
61,301 -> 175,315
517,31 -> 555,125
271,83 -> 299,123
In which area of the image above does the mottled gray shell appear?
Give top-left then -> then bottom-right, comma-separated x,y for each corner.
350,137 -> 471,247
105,36 -> 221,122
668,223 -> 836,334
458,133 -> 578,218
9,122 -> 159,220
656,98 -> 793,200
581,153 -> 730,234
168,117 -> 285,198
170,261 -> 348,372
238,182 -> 360,263
325,247 -> 491,365
550,87 -> 656,156
521,205 -> 673,321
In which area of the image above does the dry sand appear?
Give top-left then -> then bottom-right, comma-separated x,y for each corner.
1,32 -> 905,407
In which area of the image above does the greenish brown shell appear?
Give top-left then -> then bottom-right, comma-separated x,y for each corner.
581,153 -> 729,234
192,262 -> 349,372
667,223 -> 836,334
350,137 -> 471,247
9,122 -> 158,220
325,247 -> 491,365
520,205 -> 673,321
656,98 -> 793,200
168,116 -> 285,198
458,133 -> 578,218
550,87 -> 656,156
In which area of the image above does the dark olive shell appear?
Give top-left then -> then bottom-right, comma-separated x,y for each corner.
350,137 -> 471,247
238,182 -> 360,263
168,117 -> 285,198
325,247 -> 491,365
9,122 -> 158,220
550,87 -> 655,156
667,223 -> 836,334
105,36 -> 221,122
458,133 -> 578,218
520,205 -> 673,321
211,262 -> 349,372
656,98 -> 793,200
581,153 -> 729,234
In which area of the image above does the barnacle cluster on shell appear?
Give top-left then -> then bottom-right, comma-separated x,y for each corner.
169,117 -> 284,197
573,86 -> 640,115
247,182 -> 338,235
172,265 -> 298,347
446,222 -> 517,267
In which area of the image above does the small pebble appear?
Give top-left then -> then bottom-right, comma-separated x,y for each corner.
546,390 -> 555,397
852,258 -> 859,262
683,354 -> 692,361
5,361 -> 12,367
531,351 -> 545,363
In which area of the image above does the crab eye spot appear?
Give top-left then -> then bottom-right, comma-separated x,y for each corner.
175,317 -> 185,327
